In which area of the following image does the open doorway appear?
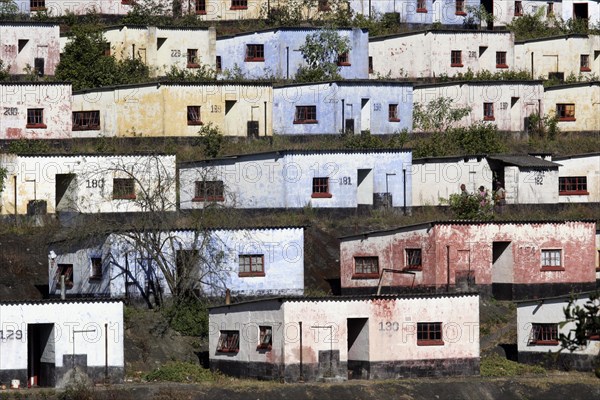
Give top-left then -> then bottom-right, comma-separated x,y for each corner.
357,169 -> 373,205
360,99 -> 370,133
347,318 -> 369,379
573,3 -> 589,22
55,174 -> 77,212
492,241 -> 513,300
28,323 -> 55,387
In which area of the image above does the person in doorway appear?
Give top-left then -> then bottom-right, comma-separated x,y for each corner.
478,185 -> 488,207
494,181 -> 506,213
460,183 -> 468,197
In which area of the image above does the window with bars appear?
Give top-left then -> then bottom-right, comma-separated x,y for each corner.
514,1 -> 523,15
30,0 -> 45,10
72,111 -> 100,131
217,331 -> 240,352
556,104 -> 575,121
245,44 -> 264,61
559,176 -> 588,195
417,322 -> 443,345
451,50 -> 462,67
354,256 -> 379,277
312,177 -> 332,198
26,108 -> 46,128
388,104 -> 400,122
187,49 -> 199,67
530,323 -> 559,345
239,254 -> 265,277
195,0 -> 206,14
258,326 -> 272,350
417,0 -> 427,12
496,51 -> 508,68
90,257 -> 102,280
230,0 -> 247,9
456,0 -> 466,14
337,52 -> 350,66
406,249 -> 422,270
541,249 -> 563,270
113,178 -> 136,200
294,105 -> 317,124
193,180 -> 224,201
187,106 -> 202,125
483,103 -> 494,120
580,54 -> 590,71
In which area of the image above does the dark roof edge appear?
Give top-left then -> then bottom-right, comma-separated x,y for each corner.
0,298 -> 124,305
515,291 -> 599,304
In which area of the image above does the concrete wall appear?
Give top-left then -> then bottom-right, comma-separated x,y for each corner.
182,0 -> 267,21
14,0 -> 135,15
543,83 -> 600,132
0,83 -> 71,139
556,154 -> 600,203
273,82 -> 413,135
0,23 -> 60,76
0,301 -> 124,387
562,0 -> 600,26
503,165 -> 559,204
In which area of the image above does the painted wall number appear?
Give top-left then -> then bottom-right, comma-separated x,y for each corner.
171,49 -> 181,57
373,103 -> 381,111
0,330 -> 23,340
3,107 -> 17,116
339,177 -> 352,185
379,321 -> 400,331
211,105 -> 222,113
499,102 -> 508,110
86,179 -> 105,189
468,51 -> 477,58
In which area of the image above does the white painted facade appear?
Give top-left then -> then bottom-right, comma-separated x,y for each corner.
0,300 -> 124,387
0,83 -> 72,140
48,227 -> 305,298
0,23 -> 60,76
179,149 -> 412,209
562,0 -> 600,26
209,293 -> 480,381
543,82 -> 600,132
0,154 -> 177,215
369,30 -> 515,79
14,0 -> 135,16
554,153 -> 600,203
413,81 -> 544,132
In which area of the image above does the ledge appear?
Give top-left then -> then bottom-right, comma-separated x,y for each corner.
558,117 -> 576,122
559,190 -> 589,195
417,340 -> 444,346
113,194 -> 136,200
388,118 -> 401,122
230,6 -> 248,10
416,8 -> 427,13
352,273 -> 380,279
455,11 -> 467,16
311,192 -> 332,198
187,121 -> 204,126
496,64 -> 509,69
530,340 -> 559,346
293,119 -> 318,124
450,63 -> 463,67
245,57 -> 264,62
239,272 -> 265,277
187,63 -> 200,68
26,123 -> 47,129
580,67 -> 591,72
483,116 -> 495,121
192,196 -> 224,202
541,266 -> 565,272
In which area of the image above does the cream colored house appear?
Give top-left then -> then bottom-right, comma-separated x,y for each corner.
413,81 -> 544,132
369,30 -> 515,79
71,82 -> 273,137
554,153 -> 600,203
543,82 -> 600,132
515,34 -> 600,80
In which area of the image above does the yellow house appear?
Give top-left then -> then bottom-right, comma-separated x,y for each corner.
543,82 -> 600,132
71,82 -> 273,137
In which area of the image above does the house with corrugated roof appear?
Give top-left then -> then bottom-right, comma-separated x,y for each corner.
0,22 -> 60,76
543,82 -> 600,132
554,153 -> 600,203
14,0 -> 136,16
349,0 -> 481,25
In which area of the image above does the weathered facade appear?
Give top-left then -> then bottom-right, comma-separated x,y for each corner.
209,293 -> 480,382
0,83 -> 72,139
71,82 -> 273,137
554,153 -> 600,203
273,81 -> 413,135
517,292 -> 600,370
0,299 -> 124,388
543,82 -> 600,132
48,227 -> 305,298
339,220 -> 597,299
14,0 -> 135,16
0,22 -> 60,76
216,27 -> 369,80
178,149 -> 412,209
413,81 -> 544,132
369,30 -> 515,79
0,154 -> 176,215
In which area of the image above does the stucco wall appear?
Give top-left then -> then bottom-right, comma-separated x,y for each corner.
543,83 -> 600,132
14,0 -> 135,15
556,154 -> 600,203
562,0 -> 600,26
0,23 -> 60,76
503,166 -> 559,204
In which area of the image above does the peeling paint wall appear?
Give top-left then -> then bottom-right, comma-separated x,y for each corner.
502,166 -> 559,204
0,23 -> 60,76
543,83 -> 600,132
562,0 -> 600,26
556,154 -> 600,203
14,0 -> 136,15
182,0 -> 268,21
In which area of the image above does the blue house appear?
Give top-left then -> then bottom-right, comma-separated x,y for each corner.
216,27 -> 369,80
273,80 -> 413,135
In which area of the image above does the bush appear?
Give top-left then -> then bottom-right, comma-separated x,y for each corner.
480,353 -> 546,377
145,361 -> 221,383
162,296 -> 209,337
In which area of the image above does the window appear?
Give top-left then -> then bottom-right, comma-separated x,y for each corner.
318,0 -> 331,11
245,44 -> 264,62
496,51 -> 508,68
354,256 -> 379,278
337,51 -> 350,66
556,104 -> 575,121
230,0 -> 247,9
417,0 -> 427,12
368,56 -> 373,73
547,2 -> 554,16
216,56 -> 222,72
417,322 -> 443,345
217,331 -> 240,352
187,49 -> 199,68
258,326 -> 272,350
239,254 -> 265,277
90,257 -> 102,280
559,177 -> 588,195
26,108 -> 46,129
294,105 -> 317,124
187,106 -> 202,125
456,0 -> 466,15
451,50 -> 462,67
483,103 -> 494,120
56,264 -> 73,289
72,111 -> 100,131
113,178 -> 136,200
193,180 -> 224,201
541,249 -> 563,271
580,54 -> 591,71
34,58 -> 44,76
388,104 -> 400,122
312,177 -> 332,198
514,1 -> 523,16
103,42 -> 111,56
30,0 -> 45,10
195,0 -> 206,14
405,249 -> 422,270
530,323 -> 558,345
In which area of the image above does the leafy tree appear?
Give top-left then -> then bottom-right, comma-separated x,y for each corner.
195,123 -> 224,158
296,29 -> 350,82
0,60 -> 10,81
0,0 -> 18,18
445,190 -> 493,220
413,97 -> 471,134
527,112 -> 560,140
121,0 -> 172,25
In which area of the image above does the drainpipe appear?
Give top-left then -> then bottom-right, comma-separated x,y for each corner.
299,321 -> 304,382
225,289 -> 231,305
402,168 -> 406,215
61,275 -> 66,300
286,47 -> 289,80
13,175 -> 17,218
530,52 -> 534,79
104,323 -> 108,384
264,101 -> 267,136
341,99 -> 345,133
446,245 -> 450,292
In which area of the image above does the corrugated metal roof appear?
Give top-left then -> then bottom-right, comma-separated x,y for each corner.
370,29 -> 512,42
553,152 -> 600,161
514,291 -> 597,304
414,80 -> 544,89
544,81 -> 600,91
487,155 -> 560,168
72,80 -> 273,94
217,26 -> 367,40
0,298 -> 124,306
274,80 -> 413,88
515,33 -> 590,44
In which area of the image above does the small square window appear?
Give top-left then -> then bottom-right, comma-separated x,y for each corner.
580,54 -> 591,71
187,49 -> 199,68
56,264 -> 73,289
113,178 -> 136,200
258,326 -> 272,350
417,322 -> 443,345
312,177 -> 332,198
483,103 -> 494,120
417,0 -> 427,12
559,176 -> 588,195
230,0 -> 247,9
496,51 -> 508,68
294,105 -> 317,124
72,111 -> 100,131
195,0 -> 206,14
26,108 -> 46,129
193,180 -> 224,202
217,331 -> 240,352
337,52 -> 350,66
90,257 -> 102,280
245,44 -> 264,62
388,104 -> 400,122
353,256 -> 379,278
30,0 -> 45,11
406,249 -> 422,270
187,106 -> 202,126
514,1 -> 523,16
530,323 -> 558,345
455,0 -> 466,15
541,249 -> 563,271
239,254 -> 265,277
556,103 -> 575,121
451,50 -> 462,67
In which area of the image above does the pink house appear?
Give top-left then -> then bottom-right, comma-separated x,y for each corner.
340,220 -> 597,300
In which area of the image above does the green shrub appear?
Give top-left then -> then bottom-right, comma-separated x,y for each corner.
162,296 -> 209,337
480,353 -> 546,377
145,361 -> 221,383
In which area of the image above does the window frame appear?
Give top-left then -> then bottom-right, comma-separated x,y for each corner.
547,2 -> 554,16
217,330 -> 240,353
193,180 -> 224,202
56,264 -> 74,289
388,104 -> 400,122
30,0 -> 46,11
483,102 -> 495,121
514,0 -> 523,16
496,51 -> 508,68
230,0 -> 247,10
112,178 -> 136,200
245,44 -> 264,62
90,257 -> 103,281
26,108 -> 46,129
451,50 -> 463,67
294,105 -> 318,124
311,177 -> 332,198
417,322 -> 444,346
187,105 -> 203,126
257,326 -> 272,350
368,56 -> 373,74
195,0 -> 206,14
187,49 -> 199,68
556,103 -> 576,121
530,323 -> 559,345
559,176 -> 588,195
216,56 -> 222,73
541,249 -> 564,271
353,256 -> 379,279
455,0 -> 466,15
337,52 -> 350,66
580,54 -> 591,71
405,249 -> 423,271
417,0 -> 427,12
238,254 -> 265,277
72,110 -> 100,131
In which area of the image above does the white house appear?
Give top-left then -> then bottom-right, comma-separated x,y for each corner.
14,0 -> 136,16
554,153 -> 600,203
349,0 -> 481,25
0,154 -> 177,215
517,292 -> 600,371
178,149 -> 412,210
209,293 -> 480,381
0,299 -> 124,388
48,226 -> 305,300
0,22 -> 60,76
543,82 -> 600,132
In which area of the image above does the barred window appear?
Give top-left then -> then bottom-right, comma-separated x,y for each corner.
294,106 -> 317,123
556,104 -> 575,121
417,322 -> 443,345
559,176 -> 588,194
217,331 -> 239,352
193,180 -> 224,201
541,249 -> 562,270
312,177 -> 331,198
113,178 -> 135,200
406,249 -> 422,270
187,106 -> 202,125
245,44 -> 264,61
530,323 -> 558,345
26,108 -> 45,128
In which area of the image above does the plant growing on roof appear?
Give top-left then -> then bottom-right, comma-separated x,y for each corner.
413,97 -> 471,134
295,28 -> 351,82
